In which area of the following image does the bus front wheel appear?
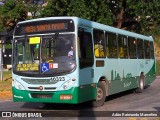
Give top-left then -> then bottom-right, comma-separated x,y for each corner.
92,81 -> 106,107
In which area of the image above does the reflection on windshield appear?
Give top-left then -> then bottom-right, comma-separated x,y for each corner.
41,34 -> 75,74
13,34 -> 76,76
42,34 -> 74,62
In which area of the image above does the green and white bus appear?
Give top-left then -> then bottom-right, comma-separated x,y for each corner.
12,17 -> 156,107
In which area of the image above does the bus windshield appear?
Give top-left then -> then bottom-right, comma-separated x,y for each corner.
12,34 -> 76,77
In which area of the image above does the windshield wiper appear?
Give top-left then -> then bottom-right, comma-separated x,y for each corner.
52,33 -> 59,40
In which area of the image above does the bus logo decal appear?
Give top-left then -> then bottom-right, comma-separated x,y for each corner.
39,86 -> 43,91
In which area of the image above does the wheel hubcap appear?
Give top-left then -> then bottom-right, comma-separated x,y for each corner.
96,87 -> 103,100
140,79 -> 144,90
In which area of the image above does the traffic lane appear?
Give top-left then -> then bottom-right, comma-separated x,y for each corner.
0,77 -> 160,120
104,76 -> 160,111
0,90 -> 138,111
1,77 -> 160,111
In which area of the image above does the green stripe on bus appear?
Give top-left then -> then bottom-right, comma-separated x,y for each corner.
12,84 -> 97,104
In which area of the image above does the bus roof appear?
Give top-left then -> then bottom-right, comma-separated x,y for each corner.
17,16 -> 153,41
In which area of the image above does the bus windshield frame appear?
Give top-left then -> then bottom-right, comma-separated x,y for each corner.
13,19 -> 76,77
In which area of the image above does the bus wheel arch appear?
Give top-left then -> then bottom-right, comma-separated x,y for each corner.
99,77 -> 109,96
92,77 -> 108,107
136,72 -> 145,93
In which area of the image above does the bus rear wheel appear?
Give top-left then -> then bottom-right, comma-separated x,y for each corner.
92,81 -> 106,107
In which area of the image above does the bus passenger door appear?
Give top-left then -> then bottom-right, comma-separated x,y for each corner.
78,27 -> 95,102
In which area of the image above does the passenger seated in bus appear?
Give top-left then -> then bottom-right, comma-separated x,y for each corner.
119,47 -> 125,58
94,44 -> 104,57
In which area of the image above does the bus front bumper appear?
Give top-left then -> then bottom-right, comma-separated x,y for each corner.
12,85 -> 96,104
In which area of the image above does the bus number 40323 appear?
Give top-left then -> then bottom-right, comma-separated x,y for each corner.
50,77 -> 65,82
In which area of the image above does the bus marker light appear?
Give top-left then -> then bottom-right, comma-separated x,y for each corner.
63,85 -> 67,90
68,81 -> 72,85
60,95 -> 72,100
72,78 -> 76,81
91,84 -> 96,87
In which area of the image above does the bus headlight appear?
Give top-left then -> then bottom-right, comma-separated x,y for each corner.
62,79 -> 76,90
12,79 -> 25,90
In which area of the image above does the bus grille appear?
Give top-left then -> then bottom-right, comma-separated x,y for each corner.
28,87 -> 56,90
31,93 -> 52,99
21,78 -> 58,84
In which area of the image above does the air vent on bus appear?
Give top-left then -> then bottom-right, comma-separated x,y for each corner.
21,78 -> 58,84
31,93 -> 52,99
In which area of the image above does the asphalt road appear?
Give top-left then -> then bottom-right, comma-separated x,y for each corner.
1,77 -> 160,120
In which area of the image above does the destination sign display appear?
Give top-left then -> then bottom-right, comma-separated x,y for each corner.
14,19 -> 75,35
25,23 -> 66,33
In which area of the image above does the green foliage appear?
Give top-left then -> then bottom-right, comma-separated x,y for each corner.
0,0 -> 27,31
67,0 -> 88,18
126,0 -> 160,35
40,0 -> 69,17
85,0 -> 113,25
156,60 -> 160,76
40,0 -> 113,25
0,0 -> 160,38
25,0 -> 44,19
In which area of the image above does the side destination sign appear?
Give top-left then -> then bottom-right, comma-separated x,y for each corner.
17,63 -> 39,71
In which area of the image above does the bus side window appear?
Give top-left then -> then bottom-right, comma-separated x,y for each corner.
78,30 -> 94,69
137,39 -> 144,59
106,32 -> 118,58
128,37 -> 137,59
93,29 -> 105,58
16,41 -> 24,63
118,35 -> 128,58
150,42 -> 155,59
144,41 -> 150,59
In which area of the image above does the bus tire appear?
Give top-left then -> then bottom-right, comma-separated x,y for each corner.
136,75 -> 145,93
92,81 -> 106,107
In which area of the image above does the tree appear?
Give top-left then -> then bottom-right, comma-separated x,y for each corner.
108,0 -> 126,28
40,0 -> 114,25
40,0 -> 69,17
126,0 -> 160,34
85,0 -> 113,25
0,0 -> 27,32
67,0 -> 88,19
24,0 -> 47,19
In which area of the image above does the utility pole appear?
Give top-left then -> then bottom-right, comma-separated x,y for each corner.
0,39 -> 3,81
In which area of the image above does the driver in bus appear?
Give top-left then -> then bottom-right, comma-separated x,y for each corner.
68,46 -> 74,57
